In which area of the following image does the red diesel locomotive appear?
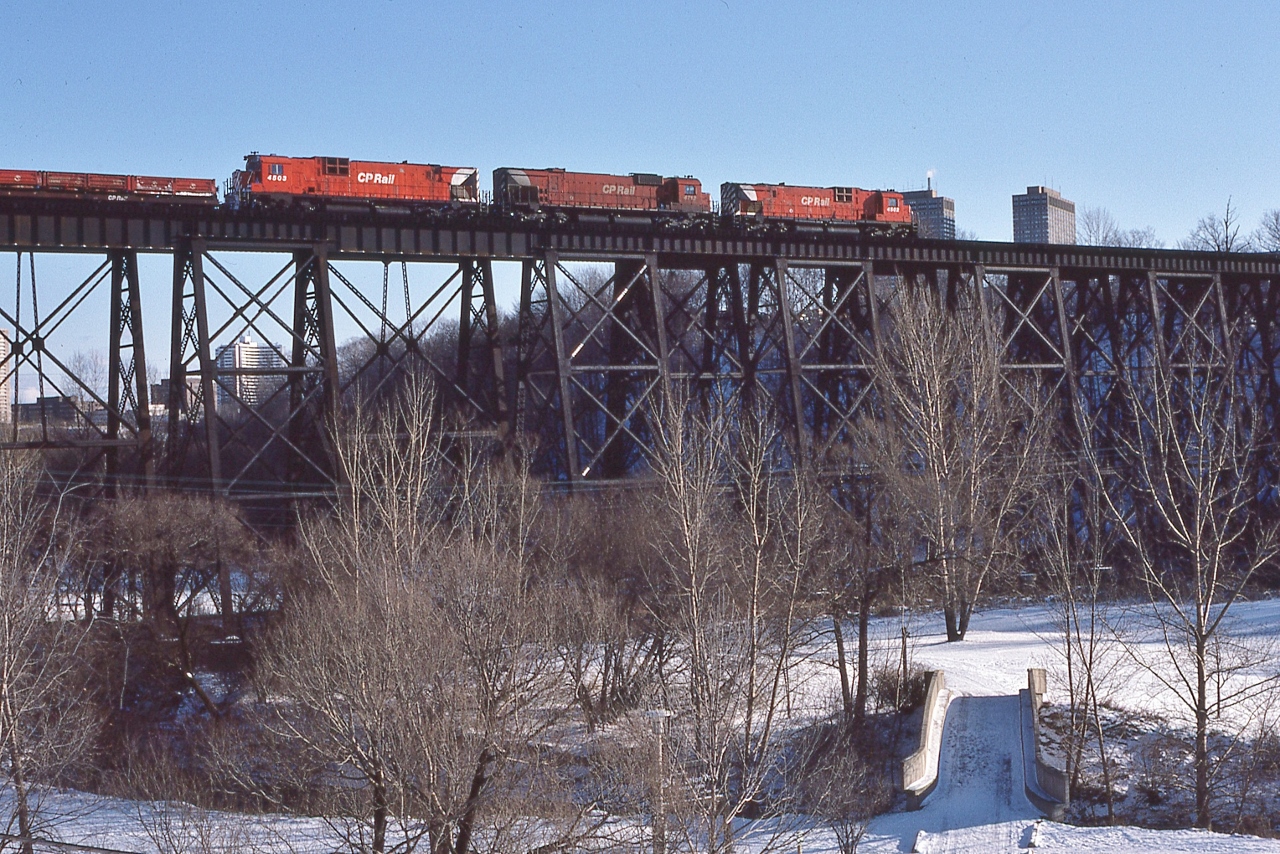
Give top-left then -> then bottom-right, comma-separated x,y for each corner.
227,154 -> 479,208
0,152 -> 917,236
721,182 -> 912,231
0,169 -> 217,204
493,168 -> 712,214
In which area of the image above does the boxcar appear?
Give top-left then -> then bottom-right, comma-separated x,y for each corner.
0,169 -> 217,203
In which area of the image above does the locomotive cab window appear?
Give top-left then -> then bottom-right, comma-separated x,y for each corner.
323,157 -> 350,177
887,197 -> 899,210
268,164 -> 284,176
684,184 -> 696,195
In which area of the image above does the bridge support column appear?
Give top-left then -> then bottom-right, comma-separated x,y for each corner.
601,254 -> 668,478
167,240 -> 221,490
287,247 -> 343,491
106,250 -> 153,493
456,258 -> 508,439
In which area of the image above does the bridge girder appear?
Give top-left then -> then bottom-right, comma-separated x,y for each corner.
1,199 -> 1278,494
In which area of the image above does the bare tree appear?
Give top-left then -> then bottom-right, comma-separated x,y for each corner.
645,397 -> 812,853
1088,327 -> 1280,828
1253,208 -> 1280,252
1078,207 -> 1122,247
1179,198 -> 1256,252
1038,468 -> 1126,820
1078,206 -> 1164,248
0,454 -> 97,852
552,491 -> 665,731
96,494 -> 249,629
858,281 -> 1049,641
121,739 -> 259,854
800,742 -> 891,854
65,349 -> 107,411
822,468 -> 912,729
240,377 -> 583,854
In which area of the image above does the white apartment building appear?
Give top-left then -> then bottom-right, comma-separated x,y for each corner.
215,334 -> 284,407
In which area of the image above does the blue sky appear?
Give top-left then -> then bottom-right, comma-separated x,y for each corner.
2,2 -> 1278,395
4,1 -> 1278,242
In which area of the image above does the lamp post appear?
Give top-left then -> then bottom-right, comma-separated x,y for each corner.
644,709 -> 672,854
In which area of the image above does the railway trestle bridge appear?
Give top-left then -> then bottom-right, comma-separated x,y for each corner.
3,199 -> 1278,496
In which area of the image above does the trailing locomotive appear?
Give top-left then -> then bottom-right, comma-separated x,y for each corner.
493,168 -> 712,215
226,154 -> 479,210
721,182 -> 912,232
0,169 -> 217,204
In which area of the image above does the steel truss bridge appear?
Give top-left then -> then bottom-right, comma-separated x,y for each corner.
2,198 -> 1278,496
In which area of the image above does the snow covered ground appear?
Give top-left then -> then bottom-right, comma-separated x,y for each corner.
820,597 -> 1280,853
18,598 -> 1280,852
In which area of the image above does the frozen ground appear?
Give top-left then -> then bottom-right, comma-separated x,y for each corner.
17,598 -> 1280,852
862,597 -> 1280,716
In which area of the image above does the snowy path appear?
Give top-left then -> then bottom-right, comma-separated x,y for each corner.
861,694 -> 1041,852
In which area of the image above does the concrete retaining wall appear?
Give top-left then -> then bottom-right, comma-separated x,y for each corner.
901,670 -> 949,808
1025,667 -> 1070,815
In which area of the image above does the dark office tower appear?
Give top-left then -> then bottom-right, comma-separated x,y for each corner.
1013,186 -> 1076,244
902,187 -> 956,240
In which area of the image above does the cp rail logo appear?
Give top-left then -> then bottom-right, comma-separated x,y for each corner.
357,172 -> 397,184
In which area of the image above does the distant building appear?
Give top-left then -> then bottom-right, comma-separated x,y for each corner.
1013,186 -> 1076,244
0,331 -> 10,423
214,334 -> 284,407
14,395 -> 77,425
902,186 -> 956,240
151,376 -> 202,414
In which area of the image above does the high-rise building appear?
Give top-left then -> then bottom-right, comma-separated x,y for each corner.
902,186 -> 956,240
1013,186 -> 1076,244
215,334 -> 284,407
0,330 -> 9,423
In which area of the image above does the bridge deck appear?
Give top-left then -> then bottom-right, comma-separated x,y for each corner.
3,198 -> 1277,274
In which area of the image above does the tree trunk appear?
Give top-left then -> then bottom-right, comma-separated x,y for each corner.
8,738 -> 34,854
1091,689 -> 1115,823
454,748 -> 494,854
833,614 -> 854,725
372,775 -> 388,853
958,599 -> 972,640
854,590 -> 873,726
1196,644 -> 1211,829
943,604 -> 962,642
100,559 -> 120,620
217,555 -> 237,637
145,562 -> 180,635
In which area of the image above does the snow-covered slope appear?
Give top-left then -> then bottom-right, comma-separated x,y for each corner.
20,599 -> 1280,853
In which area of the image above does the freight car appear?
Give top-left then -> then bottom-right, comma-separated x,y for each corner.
0,169 -> 217,204
493,168 -> 712,217
721,182 -> 912,233
226,154 -> 479,210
